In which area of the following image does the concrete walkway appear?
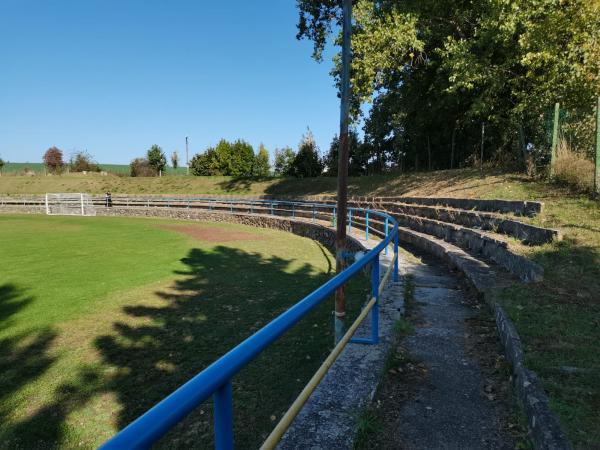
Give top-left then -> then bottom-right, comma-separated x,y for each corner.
278,232 -> 517,449
392,252 -> 516,449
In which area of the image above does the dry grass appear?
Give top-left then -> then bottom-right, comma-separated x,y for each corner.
553,140 -> 595,193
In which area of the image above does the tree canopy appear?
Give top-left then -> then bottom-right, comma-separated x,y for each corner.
147,145 -> 167,174
297,0 -> 600,171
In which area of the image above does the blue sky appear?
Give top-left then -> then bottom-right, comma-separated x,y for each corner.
0,1 -> 340,165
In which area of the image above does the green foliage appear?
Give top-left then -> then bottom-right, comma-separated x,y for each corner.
147,145 -> 167,174
190,148 -> 221,176
297,0 -> 600,172
69,151 -> 100,173
324,131 -> 370,176
0,158 -> 4,173
274,147 -> 296,175
215,139 -> 255,177
288,130 -> 323,177
253,144 -> 270,177
191,139 -> 256,177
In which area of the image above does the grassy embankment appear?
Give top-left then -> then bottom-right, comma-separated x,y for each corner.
0,215 -> 366,449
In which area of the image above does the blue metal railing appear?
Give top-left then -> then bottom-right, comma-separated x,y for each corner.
94,198 -> 399,450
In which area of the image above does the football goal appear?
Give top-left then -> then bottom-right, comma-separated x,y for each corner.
45,193 -> 97,216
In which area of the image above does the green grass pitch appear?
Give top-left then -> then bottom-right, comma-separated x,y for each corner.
0,214 -> 366,448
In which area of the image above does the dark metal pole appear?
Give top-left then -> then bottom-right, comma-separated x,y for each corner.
335,0 -> 352,343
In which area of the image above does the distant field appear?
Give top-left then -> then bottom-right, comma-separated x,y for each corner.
1,162 -> 186,175
0,214 -> 366,448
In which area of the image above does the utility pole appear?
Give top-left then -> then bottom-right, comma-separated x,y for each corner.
186,136 -> 189,175
334,0 -> 352,344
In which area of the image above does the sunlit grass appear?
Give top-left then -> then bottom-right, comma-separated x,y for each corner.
0,214 -> 367,448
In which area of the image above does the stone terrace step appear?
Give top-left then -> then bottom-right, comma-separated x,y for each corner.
349,212 -> 542,283
371,201 -> 560,246
310,196 -> 543,217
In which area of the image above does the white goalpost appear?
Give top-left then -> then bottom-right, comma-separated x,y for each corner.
45,193 -> 97,216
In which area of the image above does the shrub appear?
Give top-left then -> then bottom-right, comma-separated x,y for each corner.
43,147 -> 65,173
130,158 -> 156,177
554,140 -> 595,193
0,158 -> 4,175
190,149 -> 222,176
70,151 -> 100,172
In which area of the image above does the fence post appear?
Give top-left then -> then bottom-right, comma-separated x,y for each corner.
348,209 -> 352,234
270,203 -> 274,215
393,231 -> 399,282
595,96 -> 600,196
312,205 -> 315,223
384,216 -> 388,255
365,211 -> 369,240
332,207 -> 336,227
371,253 -> 379,344
214,381 -> 234,450
550,102 -> 560,177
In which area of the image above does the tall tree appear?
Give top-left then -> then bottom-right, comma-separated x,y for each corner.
171,151 -> 179,169
324,131 -> 370,176
274,147 -> 296,175
288,129 -> 323,177
147,145 -> 167,174
297,0 -> 600,171
253,144 -> 270,177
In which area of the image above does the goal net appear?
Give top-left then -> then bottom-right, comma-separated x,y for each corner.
45,193 -> 96,216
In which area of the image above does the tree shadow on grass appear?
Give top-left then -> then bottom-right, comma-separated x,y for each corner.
94,245 -> 365,449
0,284 -> 59,447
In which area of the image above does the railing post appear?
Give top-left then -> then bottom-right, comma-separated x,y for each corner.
292,204 -> 295,218
230,201 -> 233,213
332,207 -> 336,227
365,211 -> 369,240
371,253 -> 380,344
348,209 -> 352,234
312,205 -> 315,223
393,231 -> 399,282
384,217 -> 388,255
214,381 -> 234,450
271,203 -> 274,216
